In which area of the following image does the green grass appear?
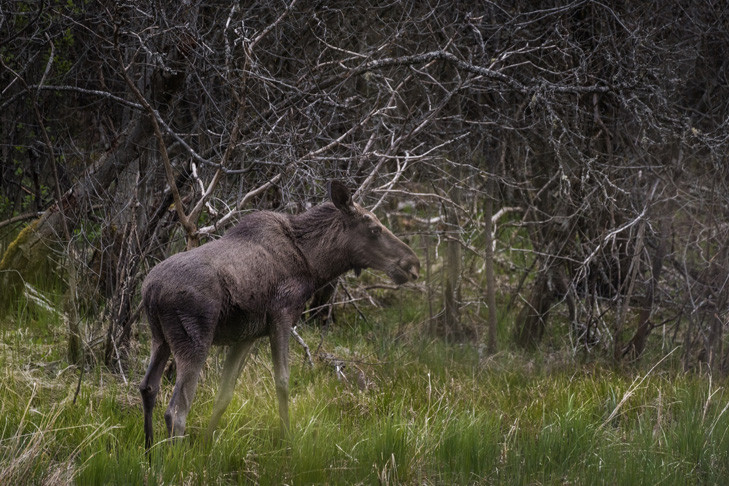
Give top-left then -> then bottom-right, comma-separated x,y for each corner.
2,300 -> 729,485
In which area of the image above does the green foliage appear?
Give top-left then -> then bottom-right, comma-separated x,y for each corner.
2,301 -> 729,485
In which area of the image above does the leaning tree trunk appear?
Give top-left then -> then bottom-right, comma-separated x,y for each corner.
483,156 -> 498,355
0,13 -> 193,314
0,113 -> 154,311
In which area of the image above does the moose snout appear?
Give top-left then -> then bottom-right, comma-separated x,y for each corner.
401,256 -> 420,281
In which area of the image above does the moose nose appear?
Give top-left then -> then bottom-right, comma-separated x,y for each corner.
404,257 -> 420,281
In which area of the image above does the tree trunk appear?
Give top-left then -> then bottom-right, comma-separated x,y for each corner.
622,214 -> 670,361
442,193 -> 462,341
484,168 -> 497,355
514,269 -> 554,348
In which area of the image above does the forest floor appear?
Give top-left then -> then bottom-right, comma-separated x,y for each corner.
1,296 -> 728,485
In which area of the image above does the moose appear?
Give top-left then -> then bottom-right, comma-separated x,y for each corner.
140,181 -> 420,449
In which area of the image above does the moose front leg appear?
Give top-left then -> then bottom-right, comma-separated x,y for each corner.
270,308 -> 301,437
206,339 -> 256,440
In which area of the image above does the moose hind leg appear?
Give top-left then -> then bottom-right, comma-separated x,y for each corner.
206,340 -> 256,439
140,340 -> 171,450
164,355 -> 205,441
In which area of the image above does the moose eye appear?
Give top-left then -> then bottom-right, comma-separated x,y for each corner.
369,226 -> 382,237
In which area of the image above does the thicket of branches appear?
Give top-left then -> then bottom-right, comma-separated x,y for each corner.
2,1 -> 729,372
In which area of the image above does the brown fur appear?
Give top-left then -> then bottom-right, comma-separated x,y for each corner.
139,181 -> 419,449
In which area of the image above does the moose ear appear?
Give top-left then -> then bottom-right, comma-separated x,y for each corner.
329,180 -> 354,214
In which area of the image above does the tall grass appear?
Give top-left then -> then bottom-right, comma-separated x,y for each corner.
2,299 -> 729,485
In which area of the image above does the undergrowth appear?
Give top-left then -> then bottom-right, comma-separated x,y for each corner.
1,297 -> 729,485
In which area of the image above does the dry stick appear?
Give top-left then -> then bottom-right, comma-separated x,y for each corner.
291,326 -> 314,368
370,156 -> 409,213
0,211 -> 42,231
339,284 -> 370,325
580,203 -> 651,269
197,174 -> 283,235
6,84 -> 144,111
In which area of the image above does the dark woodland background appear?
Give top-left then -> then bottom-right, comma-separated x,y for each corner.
2,0 -> 729,373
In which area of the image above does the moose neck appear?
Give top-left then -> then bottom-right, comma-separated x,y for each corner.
288,203 -> 355,288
